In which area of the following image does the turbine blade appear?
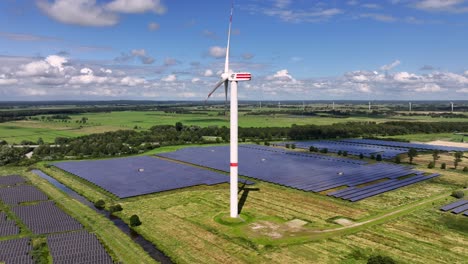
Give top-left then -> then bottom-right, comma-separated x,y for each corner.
224,80 -> 228,115
206,79 -> 225,100
224,3 -> 233,74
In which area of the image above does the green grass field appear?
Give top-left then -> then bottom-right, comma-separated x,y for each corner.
2,110 -> 468,143
30,145 -> 468,264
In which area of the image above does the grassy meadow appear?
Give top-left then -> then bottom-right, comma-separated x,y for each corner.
1,110 -> 468,143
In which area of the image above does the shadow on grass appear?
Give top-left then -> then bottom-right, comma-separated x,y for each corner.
238,182 -> 260,214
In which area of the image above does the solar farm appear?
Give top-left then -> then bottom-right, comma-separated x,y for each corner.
280,139 -> 468,159
159,145 -> 440,201
0,174 -> 114,264
54,156 -> 252,198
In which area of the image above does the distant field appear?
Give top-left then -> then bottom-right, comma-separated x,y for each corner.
33,144 -> 468,264
383,133 -> 465,142
1,110 -> 468,143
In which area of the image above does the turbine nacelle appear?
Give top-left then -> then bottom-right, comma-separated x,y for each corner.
229,72 -> 252,82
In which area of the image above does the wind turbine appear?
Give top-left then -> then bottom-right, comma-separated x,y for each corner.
332,101 -> 335,110
368,101 -> 371,111
409,102 -> 412,112
205,4 -> 251,218
451,102 -> 454,113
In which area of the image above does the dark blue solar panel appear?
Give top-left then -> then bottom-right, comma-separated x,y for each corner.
451,204 -> 468,214
341,139 -> 468,152
159,145 -> 433,201
440,200 -> 468,211
54,156 -> 251,198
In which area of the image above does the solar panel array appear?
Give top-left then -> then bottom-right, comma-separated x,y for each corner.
159,145 -> 436,201
440,200 -> 468,216
0,175 -> 26,186
54,156 -> 251,198
0,238 -> 34,264
12,201 -> 82,234
341,139 -> 468,152
279,140 -> 408,159
329,173 -> 440,201
0,211 -> 19,237
0,185 -> 48,205
48,230 -> 113,264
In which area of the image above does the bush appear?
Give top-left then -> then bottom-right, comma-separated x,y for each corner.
463,166 -> 468,172
337,150 -> 342,156
130,214 -> 142,227
427,161 -> 435,169
395,155 -> 401,164
359,153 -> 364,159
452,190 -> 465,199
343,151 -> 348,157
367,255 -> 396,264
291,144 -> 296,149
376,154 -> 382,161
264,141 -> 270,146
309,146 -> 317,152
320,148 -> 328,153
370,154 -> 375,160
109,204 -> 123,213
441,162 -> 446,169
285,143 -> 290,149
94,199 -> 105,209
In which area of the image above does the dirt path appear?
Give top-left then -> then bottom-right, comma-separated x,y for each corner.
425,140 -> 468,148
312,192 -> 449,234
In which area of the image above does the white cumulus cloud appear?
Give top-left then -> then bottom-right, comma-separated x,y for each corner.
204,69 -> 214,77
106,0 -> 166,14
162,74 -> 176,82
380,60 -> 401,71
208,46 -> 226,58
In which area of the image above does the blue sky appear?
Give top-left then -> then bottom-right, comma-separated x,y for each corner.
1,0 -> 468,100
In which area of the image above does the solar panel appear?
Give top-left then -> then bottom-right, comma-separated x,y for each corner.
158,145 -> 433,201
451,204 -> 468,214
54,156 -> 252,198
0,175 -> 26,186
341,139 -> 468,152
0,185 -> 48,205
440,200 -> 468,211
0,238 -> 34,264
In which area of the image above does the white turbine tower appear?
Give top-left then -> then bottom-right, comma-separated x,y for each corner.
409,102 -> 412,112
206,4 -> 251,218
332,101 -> 335,110
451,102 -> 454,113
368,101 -> 371,111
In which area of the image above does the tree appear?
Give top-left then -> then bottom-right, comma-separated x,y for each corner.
337,150 -> 342,156
94,199 -> 105,209
408,148 -> 418,164
109,204 -> 123,213
463,166 -> 468,172
432,150 -> 440,164
320,148 -> 328,153
394,155 -> 401,164
441,162 -> 446,169
175,122 -> 183,132
285,143 -> 290,149
427,161 -> 435,169
309,146 -> 317,152
291,144 -> 296,149
359,153 -> 364,159
343,151 -> 348,157
130,214 -> 142,227
37,137 -> 44,145
370,154 -> 375,160
454,151 -> 463,169
376,154 -> 382,161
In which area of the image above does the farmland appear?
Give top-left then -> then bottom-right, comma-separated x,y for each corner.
1,109 -> 468,143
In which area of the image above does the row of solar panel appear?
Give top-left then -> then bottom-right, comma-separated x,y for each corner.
440,199 -> 468,216
12,201 -> 83,235
330,174 -> 440,201
341,139 -> 468,152
0,185 -> 49,205
0,237 -> 34,264
279,140 -> 408,159
48,230 -> 113,264
0,175 -> 26,186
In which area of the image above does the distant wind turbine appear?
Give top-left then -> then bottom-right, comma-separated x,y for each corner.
409,102 -> 412,112
205,3 -> 251,218
451,102 -> 454,113
368,101 -> 371,111
332,101 -> 335,110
